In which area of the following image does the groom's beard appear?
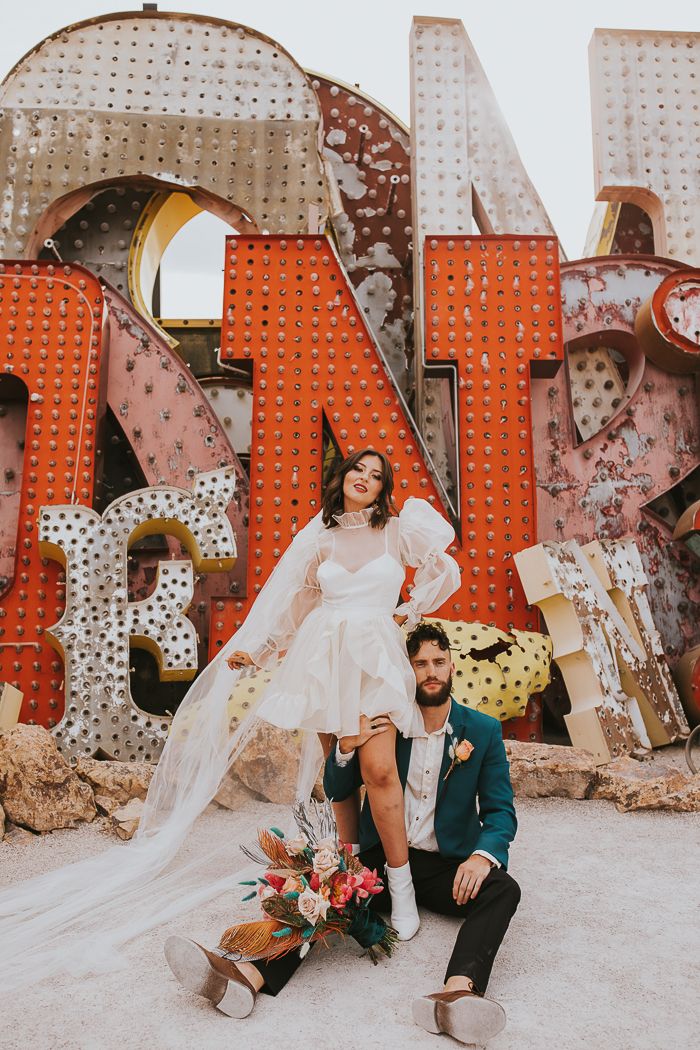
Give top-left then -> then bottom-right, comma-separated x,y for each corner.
415,674 -> 452,708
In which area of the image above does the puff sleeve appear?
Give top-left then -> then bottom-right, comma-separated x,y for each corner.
234,515 -> 324,670
395,498 -> 461,629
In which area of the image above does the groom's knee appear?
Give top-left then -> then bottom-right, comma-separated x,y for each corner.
494,870 -> 521,913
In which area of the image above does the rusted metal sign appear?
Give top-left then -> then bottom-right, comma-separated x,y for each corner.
0,11 -> 698,755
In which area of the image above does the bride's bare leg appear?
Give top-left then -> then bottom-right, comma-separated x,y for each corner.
356,724 -> 407,865
358,723 -> 419,939
317,732 -> 360,845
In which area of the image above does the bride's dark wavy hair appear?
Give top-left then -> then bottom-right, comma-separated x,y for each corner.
322,448 -> 396,529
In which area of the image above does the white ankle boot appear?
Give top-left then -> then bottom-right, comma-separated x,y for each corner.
385,861 -> 420,940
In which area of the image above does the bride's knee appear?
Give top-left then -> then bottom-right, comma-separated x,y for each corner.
361,755 -> 399,790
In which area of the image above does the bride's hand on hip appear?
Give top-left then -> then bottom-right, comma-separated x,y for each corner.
393,613 -> 408,626
227,651 -> 254,670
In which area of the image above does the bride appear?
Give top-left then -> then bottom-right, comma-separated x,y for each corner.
226,448 -> 460,938
0,448 -> 459,989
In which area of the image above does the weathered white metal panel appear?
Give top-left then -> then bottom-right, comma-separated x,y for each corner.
589,29 -> 700,265
0,11 -> 328,255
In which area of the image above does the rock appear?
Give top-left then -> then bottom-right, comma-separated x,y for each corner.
235,722 -> 302,804
311,772 -> 326,802
505,741 -> 596,799
214,770 -> 262,810
2,820 -> 36,844
93,794 -> 120,816
591,755 -> 662,796
110,797 -> 144,840
648,779 -> 700,813
75,758 -> 154,812
0,801 -> 4,841
233,723 -> 326,804
591,756 -> 700,812
0,724 -> 97,831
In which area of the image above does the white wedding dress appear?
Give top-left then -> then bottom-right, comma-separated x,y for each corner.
254,499 -> 460,737
0,498 -> 459,991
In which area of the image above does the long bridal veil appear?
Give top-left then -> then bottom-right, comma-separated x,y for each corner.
0,514 -> 327,992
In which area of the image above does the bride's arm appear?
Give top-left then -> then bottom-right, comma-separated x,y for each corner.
227,517 -> 324,670
247,554 -> 321,668
394,498 -> 461,629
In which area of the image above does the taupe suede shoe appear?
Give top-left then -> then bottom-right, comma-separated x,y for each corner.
412,987 -> 506,1047
164,935 -> 257,1018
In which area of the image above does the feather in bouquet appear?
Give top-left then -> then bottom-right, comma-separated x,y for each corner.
219,801 -> 397,965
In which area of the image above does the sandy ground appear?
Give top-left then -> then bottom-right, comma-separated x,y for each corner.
1,797 -> 698,1050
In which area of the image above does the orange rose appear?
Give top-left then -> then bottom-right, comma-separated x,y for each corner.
444,736 -> 475,782
455,739 -> 474,762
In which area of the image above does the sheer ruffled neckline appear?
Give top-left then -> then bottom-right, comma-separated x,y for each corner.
332,507 -> 373,529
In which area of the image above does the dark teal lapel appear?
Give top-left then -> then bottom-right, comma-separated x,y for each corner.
396,735 -> 413,788
436,700 -> 468,806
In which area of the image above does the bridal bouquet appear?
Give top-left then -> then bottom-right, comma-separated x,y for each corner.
219,802 -> 397,964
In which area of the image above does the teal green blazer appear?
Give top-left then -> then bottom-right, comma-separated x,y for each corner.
323,699 -> 517,869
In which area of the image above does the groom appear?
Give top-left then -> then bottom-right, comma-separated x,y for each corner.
165,622 -> 520,1047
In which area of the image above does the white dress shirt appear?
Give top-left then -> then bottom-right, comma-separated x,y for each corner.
336,709 -> 500,867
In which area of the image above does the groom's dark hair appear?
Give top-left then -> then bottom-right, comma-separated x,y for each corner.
406,621 -> 451,659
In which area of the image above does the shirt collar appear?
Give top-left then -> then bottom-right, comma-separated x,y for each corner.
416,706 -> 452,739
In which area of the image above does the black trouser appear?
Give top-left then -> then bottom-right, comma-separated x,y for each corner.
253,845 -> 520,997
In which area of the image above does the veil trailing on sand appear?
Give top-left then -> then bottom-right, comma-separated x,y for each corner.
0,514 -> 328,992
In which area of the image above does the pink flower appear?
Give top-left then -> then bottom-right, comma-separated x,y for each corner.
281,876 -> 304,894
285,835 -> 309,856
316,836 -> 337,852
297,886 -> 330,926
312,847 -> 340,881
350,867 -> 383,900
329,872 -> 354,910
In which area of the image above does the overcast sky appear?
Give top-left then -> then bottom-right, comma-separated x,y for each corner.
2,2 -> 698,314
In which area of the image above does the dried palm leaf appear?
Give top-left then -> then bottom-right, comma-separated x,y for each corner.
262,895 -> 311,927
239,843 -> 270,865
257,829 -> 297,869
292,799 -> 337,847
218,920 -> 307,960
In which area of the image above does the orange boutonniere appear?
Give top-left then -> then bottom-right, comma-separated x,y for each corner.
443,732 -> 474,782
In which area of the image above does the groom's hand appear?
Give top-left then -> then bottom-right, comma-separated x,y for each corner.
338,714 -> 392,754
453,854 -> 493,904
